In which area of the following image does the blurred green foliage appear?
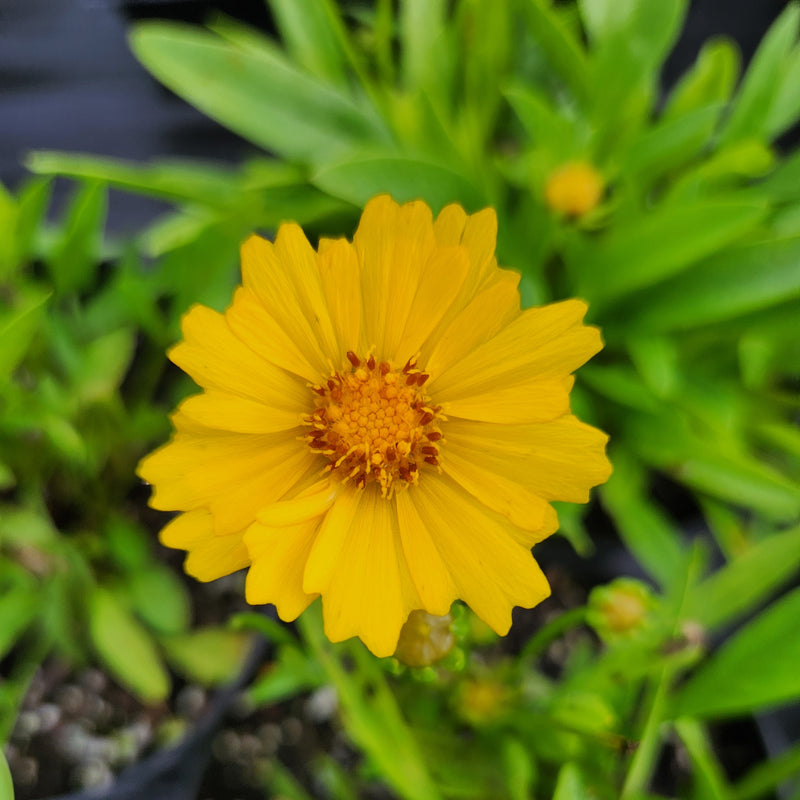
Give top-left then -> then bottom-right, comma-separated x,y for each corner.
3,0 -> 800,798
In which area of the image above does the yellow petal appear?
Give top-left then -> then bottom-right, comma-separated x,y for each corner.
441,376 -> 571,424
158,508 -> 213,549
185,534 -> 250,582
409,476 -> 551,634
178,390 -> 302,434
395,489 -> 458,615
318,238 -> 362,356
433,203 -> 467,246
160,510 -> 250,581
353,195 -> 436,359
169,304 -> 308,409
303,487 -> 362,594
423,271 -> 520,376
273,225 -> 340,358
441,444 -> 549,532
226,287 -> 321,383
393,246 -> 470,366
445,415 -> 612,503
244,518 -> 320,620
138,428 -> 317,534
240,234 -> 333,373
317,488 -> 416,657
257,480 -> 337,527
430,299 -> 601,400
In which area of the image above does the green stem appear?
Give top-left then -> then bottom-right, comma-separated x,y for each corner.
520,607 -> 587,662
297,604 -> 442,800
621,664 -> 675,800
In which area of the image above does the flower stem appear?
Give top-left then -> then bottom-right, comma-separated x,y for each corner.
520,607 -> 587,662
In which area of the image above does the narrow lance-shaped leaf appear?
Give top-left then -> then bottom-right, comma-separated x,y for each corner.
674,587 -> 800,718
314,156 -> 484,212
267,0 -> 349,85
718,2 -> 800,145
129,22 -> 390,164
576,199 -> 767,308
662,38 -> 739,121
27,151 -> 239,208
623,234 -> 800,331
88,587 -> 170,704
47,182 -> 107,296
684,525 -> 800,630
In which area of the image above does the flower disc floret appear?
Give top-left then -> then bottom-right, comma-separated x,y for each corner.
305,351 -> 443,496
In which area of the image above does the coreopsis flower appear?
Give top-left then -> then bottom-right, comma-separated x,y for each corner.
544,161 -> 605,217
138,195 -> 611,657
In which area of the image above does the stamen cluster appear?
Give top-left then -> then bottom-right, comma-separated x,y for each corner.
305,352 -> 443,496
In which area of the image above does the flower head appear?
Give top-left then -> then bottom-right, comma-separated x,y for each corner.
138,195 -> 611,657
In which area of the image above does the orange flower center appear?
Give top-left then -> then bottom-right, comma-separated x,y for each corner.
304,352 -> 443,497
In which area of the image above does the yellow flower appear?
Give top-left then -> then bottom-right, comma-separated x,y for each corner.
138,195 -> 611,657
544,161 -> 605,217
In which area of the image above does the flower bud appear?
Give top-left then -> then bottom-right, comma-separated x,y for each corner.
394,610 -> 455,668
587,578 -> 655,641
544,161 -> 604,217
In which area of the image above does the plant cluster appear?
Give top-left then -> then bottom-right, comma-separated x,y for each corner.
2,0 -> 800,798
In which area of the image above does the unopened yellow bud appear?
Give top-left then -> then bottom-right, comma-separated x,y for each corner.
587,578 -> 655,641
544,161 -> 604,216
394,610 -> 455,667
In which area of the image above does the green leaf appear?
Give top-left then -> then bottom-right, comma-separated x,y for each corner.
662,38 -> 739,121
685,525 -> 800,630
128,565 -> 191,636
0,462 -> 15,491
674,587 -> 800,718
759,148 -> 800,202
27,152 -> 239,208
719,2 -> 800,145
46,182 -> 107,295
623,105 -> 723,182
160,628 -> 252,686
577,0 -> 637,45
231,611 -> 298,647
502,736 -> 536,800
88,587 -> 170,703
0,586 -> 38,660
520,0 -> 591,106
267,0 -> 348,85
599,451 -> 685,588
765,46 -> 800,137
673,719 -> 730,800
400,0 -> 448,95
0,507 -> 58,549
0,288 -> 50,383
314,156 -> 484,212
677,453 -> 800,522
504,85 -> 577,157
624,235 -> 800,331
576,200 -> 767,307
0,745 -> 13,800
129,22 -> 389,164
553,763 -> 588,800
72,328 -> 136,405
733,739 -> 800,800
13,177 -> 52,269
248,644 -> 325,705
627,336 -> 679,398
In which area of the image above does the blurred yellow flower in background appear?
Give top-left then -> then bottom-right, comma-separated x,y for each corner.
545,161 -> 605,217
138,195 -> 611,657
